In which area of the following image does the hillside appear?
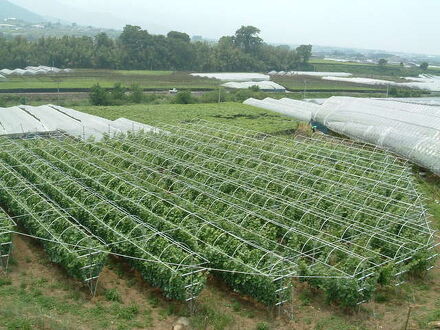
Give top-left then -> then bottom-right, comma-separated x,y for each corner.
0,0 -> 45,22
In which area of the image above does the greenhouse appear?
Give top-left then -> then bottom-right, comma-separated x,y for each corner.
244,96 -> 440,176
0,66 -> 72,76
191,72 -> 270,81
0,105 -> 159,139
222,81 -> 286,92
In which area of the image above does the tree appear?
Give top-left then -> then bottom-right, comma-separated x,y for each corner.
378,59 -> 388,66
420,62 -> 429,70
233,26 -> 262,54
296,45 -> 312,63
167,31 -> 190,43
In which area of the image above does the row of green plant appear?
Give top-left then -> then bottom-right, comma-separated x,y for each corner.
0,140 -> 207,301
167,123 -> 421,212
57,128 -> 430,308
107,128 -> 435,307
97,133 -> 380,306
0,153 -> 107,282
19,137 -> 292,305
0,125 -> 435,308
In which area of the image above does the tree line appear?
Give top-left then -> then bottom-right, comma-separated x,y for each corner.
0,25 -> 312,72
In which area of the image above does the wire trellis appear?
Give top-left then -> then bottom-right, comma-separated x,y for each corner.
0,120 -> 437,309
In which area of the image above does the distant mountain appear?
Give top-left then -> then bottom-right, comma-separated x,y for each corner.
10,0 -> 169,33
0,0 -> 45,23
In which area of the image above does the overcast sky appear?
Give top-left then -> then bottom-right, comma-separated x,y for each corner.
11,0 -> 440,55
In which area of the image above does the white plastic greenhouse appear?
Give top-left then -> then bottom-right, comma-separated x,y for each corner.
0,66 -> 73,76
222,81 -> 286,91
270,71 -> 352,77
0,105 -> 159,139
191,73 -> 269,82
244,98 -> 315,122
244,96 -> 440,175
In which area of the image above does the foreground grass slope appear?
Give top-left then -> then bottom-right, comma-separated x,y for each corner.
0,103 -> 439,329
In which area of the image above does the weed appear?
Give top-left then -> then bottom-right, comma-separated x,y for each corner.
104,288 -> 122,303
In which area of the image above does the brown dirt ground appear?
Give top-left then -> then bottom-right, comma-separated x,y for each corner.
2,234 -> 439,330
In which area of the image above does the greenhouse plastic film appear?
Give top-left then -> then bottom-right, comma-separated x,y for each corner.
244,98 -> 313,122
314,97 -> 440,175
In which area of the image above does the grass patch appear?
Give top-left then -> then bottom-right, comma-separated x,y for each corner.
76,103 -> 299,135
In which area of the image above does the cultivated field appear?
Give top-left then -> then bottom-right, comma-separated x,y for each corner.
0,103 -> 438,330
0,70 -> 220,91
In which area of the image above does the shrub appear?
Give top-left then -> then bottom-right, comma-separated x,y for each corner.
174,90 -> 196,104
89,84 -> 110,106
129,84 -> 144,103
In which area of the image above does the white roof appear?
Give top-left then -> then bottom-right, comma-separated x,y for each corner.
191,72 -> 269,82
222,81 -> 285,91
0,105 -> 161,140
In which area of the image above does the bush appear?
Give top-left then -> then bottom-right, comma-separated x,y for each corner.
129,84 -> 144,103
174,90 -> 196,104
89,84 -> 110,106
199,89 -> 230,103
110,82 -> 127,104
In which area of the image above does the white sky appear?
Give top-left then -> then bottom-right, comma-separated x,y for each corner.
11,0 -> 440,55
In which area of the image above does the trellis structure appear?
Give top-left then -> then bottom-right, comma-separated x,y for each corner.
0,120 -> 437,309
0,207 -> 14,272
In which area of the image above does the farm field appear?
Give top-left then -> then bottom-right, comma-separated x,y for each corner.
271,75 -> 387,92
309,59 -> 440,77
0,102 -> 438,329
2,60 -> 436,94
0,70 -> 220,91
